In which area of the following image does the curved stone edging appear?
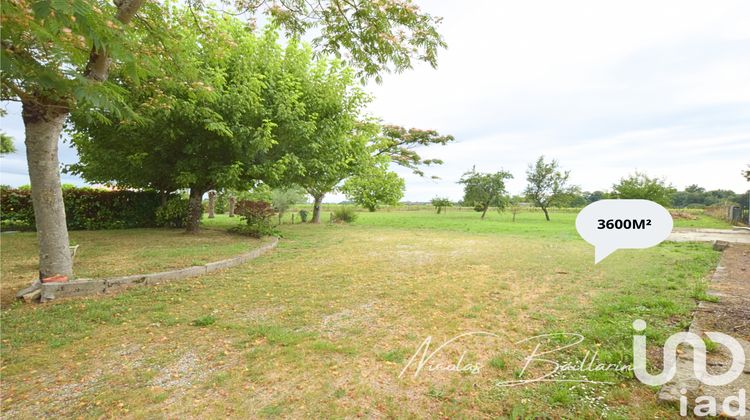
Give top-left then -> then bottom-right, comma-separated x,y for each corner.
33,237 -> 279,303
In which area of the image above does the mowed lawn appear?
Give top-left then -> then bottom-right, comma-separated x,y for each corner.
0,210 -> 724,418
0,229 -> 266,306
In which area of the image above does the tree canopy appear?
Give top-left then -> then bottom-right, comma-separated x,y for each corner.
68,15 -> 303,231
2,0 -> 447,279
372,125 -> 454,177
342,162 -> 405,211
611,172 -> 676,207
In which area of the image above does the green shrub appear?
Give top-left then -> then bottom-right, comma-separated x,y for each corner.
231,200 -> 277,238
0,187 -> 35,231
214,193 -> 228,214
332,206 -> 358,223
155,197 -> 189,228
0,217 -> 33,231
0,186 -> 161,230
298,209 -> 309,223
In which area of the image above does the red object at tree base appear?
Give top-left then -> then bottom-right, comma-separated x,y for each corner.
42,275 -> 68,283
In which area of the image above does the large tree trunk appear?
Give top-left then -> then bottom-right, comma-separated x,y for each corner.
481,204 -> 489,220
18,0 -> 145,283
542,207 -> 550,221
311,194 -> 324,224
186,187 -> 205,233
22,101 -> 73,280
228,196 -> 236,217
207,191 -> 216,218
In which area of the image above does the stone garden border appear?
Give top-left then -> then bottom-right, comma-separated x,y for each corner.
17,237 -> 279,303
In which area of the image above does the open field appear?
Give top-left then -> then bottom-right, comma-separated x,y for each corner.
251,205 -> 733,232
0,210 -> 727,417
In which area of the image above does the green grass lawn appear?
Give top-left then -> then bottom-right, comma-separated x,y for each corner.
0,228 -> 265,306
0,209 -> 726,418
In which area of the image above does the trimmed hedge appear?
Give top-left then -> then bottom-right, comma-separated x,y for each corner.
0,186 -> 162,231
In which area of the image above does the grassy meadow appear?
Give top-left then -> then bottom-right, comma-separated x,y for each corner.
0,208 -> 728,418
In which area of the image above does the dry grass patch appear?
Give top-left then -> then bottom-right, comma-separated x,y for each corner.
1,221 -> 719,418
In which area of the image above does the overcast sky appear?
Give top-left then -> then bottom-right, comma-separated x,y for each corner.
2,0 -> 749,202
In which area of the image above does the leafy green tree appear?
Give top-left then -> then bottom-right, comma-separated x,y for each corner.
431,197 -> 452,214
459,169 -> 513,219
524,156 -> 576,221
1,0 -> 156,278
743,164 -> 750,182
226,0 -> 447,80
2,0 -> 446,279
264,50 -> 370,224
70,16 -> 282,233
342,164 -> 405,211
611,172 -> 676,207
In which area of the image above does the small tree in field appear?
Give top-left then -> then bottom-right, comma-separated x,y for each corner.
611,172 -> 676,207
431,197 -> 452,214
508,196 -> 523,222
459,169 -> 513,219
524,156 -> 576,221
342,164 -> 405,211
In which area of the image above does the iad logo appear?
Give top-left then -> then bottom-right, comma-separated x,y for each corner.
632,319 -> 747,417
632,319 -> 745,386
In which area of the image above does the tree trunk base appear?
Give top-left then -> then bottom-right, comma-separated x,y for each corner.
22,101 -> 74,279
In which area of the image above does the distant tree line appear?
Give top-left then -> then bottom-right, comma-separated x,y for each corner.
437,159 -> 749,220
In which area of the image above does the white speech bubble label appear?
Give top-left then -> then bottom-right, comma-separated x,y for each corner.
575,199 -> 673,264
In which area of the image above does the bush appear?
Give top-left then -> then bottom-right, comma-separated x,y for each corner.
231,200 -> 277,238
0,186 -> 161,230
214,193 -> 228,214
298,209 -> 309,223
0,188 -> 35,231
332,206 -> 358,223
155,197 -> 189,228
